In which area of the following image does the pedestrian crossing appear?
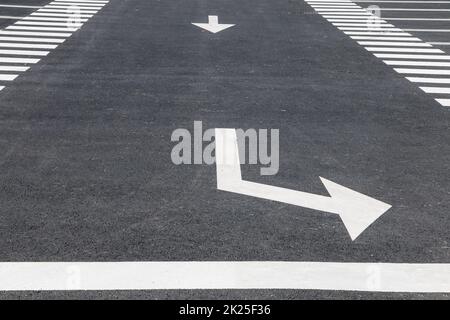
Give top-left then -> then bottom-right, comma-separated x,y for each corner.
0,0 -> 109,92
305,0 -> 450,107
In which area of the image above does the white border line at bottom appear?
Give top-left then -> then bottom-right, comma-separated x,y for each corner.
0,261 -> 449,292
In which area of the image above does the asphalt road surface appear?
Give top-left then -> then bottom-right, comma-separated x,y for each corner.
0,0 -> 449,299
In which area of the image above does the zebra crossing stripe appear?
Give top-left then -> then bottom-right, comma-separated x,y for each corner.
305,0 -> 450,108
0,0 -> 110,92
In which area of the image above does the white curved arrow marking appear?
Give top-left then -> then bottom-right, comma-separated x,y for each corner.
192,15 -> 235,34
215,128 -> 392,240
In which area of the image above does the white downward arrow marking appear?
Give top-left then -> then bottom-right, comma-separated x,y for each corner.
192,15 -> 235,34
215,129 -> 392,241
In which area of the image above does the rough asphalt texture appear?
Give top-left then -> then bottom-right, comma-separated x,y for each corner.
0,0 -> 448,299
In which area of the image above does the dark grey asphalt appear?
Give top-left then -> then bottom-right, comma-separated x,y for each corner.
0,0 -> 448,299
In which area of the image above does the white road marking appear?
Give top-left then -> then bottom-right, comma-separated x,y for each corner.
384,60 -> 450,67
51,2 -> 104,6
38,8 -> 98,13
375,53 -> 450,60
0,4 -> 42,9
0,49 -> 49,56
365,47 -> 444,53
16,21 -> 83,27
0,57 -> 40,63
376,8 -> 450,12
385,18 -> 450,21
323,14 -> 371,16
406,77 -> 450,84
0,42 -> 57,49
312,5 -> 361,8
332,23 -> 395,27
31,13 -> 93,18
436,99 -> 450,106
322,12 -> 371,15
403,29 -> 450,32
0,74 -> 18,81
344,31 -> 412,36
215,129 -> 391,241
315,9 -> 368,11
0,36 -> 65,43
306,0 -> 450,108
354,1 -> 450,3
0,16 -> 25,20
357,41 -> 432,47
329,19 -> 386,22
429,42 -> 450,46
0,31 -> 72,37
46,6 -> 102,10
0,261 -> 448,292
0,0 -> 110,92
53,0 -> 108,2
339,27 -> 403,31
394,68 -> 450,75
6,26 -> 79,32
0,66 -> 29,71
420,87 -> 450,94
23,17 -> 88,22
192,15 -> 235,34
351,36 -> 422,41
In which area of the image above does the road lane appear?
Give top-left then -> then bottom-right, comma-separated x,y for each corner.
0,0 -> 448,298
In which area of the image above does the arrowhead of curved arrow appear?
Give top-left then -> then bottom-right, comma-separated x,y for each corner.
320,177 -> 392,241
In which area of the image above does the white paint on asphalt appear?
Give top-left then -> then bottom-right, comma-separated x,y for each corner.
0,57 -> 40,63
192,15 -> 235,34
16,21 -> 83,27
332,23 -> 395,26
351,36 -> 421,41
353,1 -> 450,3
0,31 -> 72,37
0,4 -> 42,9
23,17 -> 88,21
357,41 -> 431,46
215,129 -> 391,241
344,31 -> 412,35
0,42 -> 57,49
406,77 -> 450,84
0,16 -> 25,20
0,49 -> 49,56
375,53 -> 450,59
0,36 -> 65,43
385,18 -> 450,21
0,74 -> 17,81
436,99 -> 450,106
403,29 -> 450,32
0,0 -> 110,93
375,8 -> 450,11
31,13 -> 93,18
306,0 -> 450,108
420,87 -> 450,94
394,68 -> 450,75
365,47 -> 444,53
0,66 -> 29,71
339,27 -> 403,31
384,60 -> 450,67
0,262 -> 448,292
6,26 -> 79,32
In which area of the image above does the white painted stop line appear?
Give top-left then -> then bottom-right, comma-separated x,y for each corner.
0,262 -> 448,292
